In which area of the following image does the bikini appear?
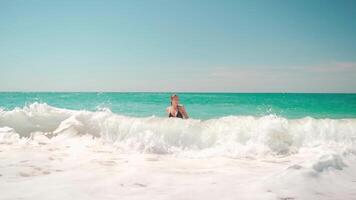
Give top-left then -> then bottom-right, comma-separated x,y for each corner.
169,106 -> 183,118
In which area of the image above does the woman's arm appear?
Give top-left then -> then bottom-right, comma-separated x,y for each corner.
179,106 -> 189,119
166,106 -> 171,117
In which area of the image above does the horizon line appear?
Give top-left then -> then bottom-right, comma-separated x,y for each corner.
0,91 -> 355,94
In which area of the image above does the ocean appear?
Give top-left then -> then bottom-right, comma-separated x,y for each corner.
1,92 -> 356,200
1,92 -> 356,119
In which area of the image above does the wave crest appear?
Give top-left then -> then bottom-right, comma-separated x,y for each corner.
1,103 -> 356,157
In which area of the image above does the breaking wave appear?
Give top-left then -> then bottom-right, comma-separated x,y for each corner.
1,103 -> 356,158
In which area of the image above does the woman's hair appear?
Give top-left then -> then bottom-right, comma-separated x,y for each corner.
170,94 -> 178,105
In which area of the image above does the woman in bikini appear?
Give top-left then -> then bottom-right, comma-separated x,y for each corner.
166,94 -> 189,119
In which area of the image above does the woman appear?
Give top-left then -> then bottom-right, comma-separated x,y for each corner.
166,94 -> 189,119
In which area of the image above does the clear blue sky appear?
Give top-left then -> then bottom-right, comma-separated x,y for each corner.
0,0 -> 355,92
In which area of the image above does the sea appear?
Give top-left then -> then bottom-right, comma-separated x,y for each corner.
1,92 -> 356,200
1,92 -> 356,119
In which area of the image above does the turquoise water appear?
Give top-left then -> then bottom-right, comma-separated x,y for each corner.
0,92 -> 356,119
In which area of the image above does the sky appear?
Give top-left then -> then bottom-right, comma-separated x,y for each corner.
0,0 -> 356,92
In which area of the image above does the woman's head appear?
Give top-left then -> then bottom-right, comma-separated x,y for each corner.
170,94 -> 179,106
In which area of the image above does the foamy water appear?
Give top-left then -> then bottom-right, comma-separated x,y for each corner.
1,103 -> 356,199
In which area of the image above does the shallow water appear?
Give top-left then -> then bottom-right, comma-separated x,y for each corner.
1,92 -> 356,119
1,93 -> 356,199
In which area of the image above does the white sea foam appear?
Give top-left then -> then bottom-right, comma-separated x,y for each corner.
1,103 -> 356,199
1,102 -> 356,158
